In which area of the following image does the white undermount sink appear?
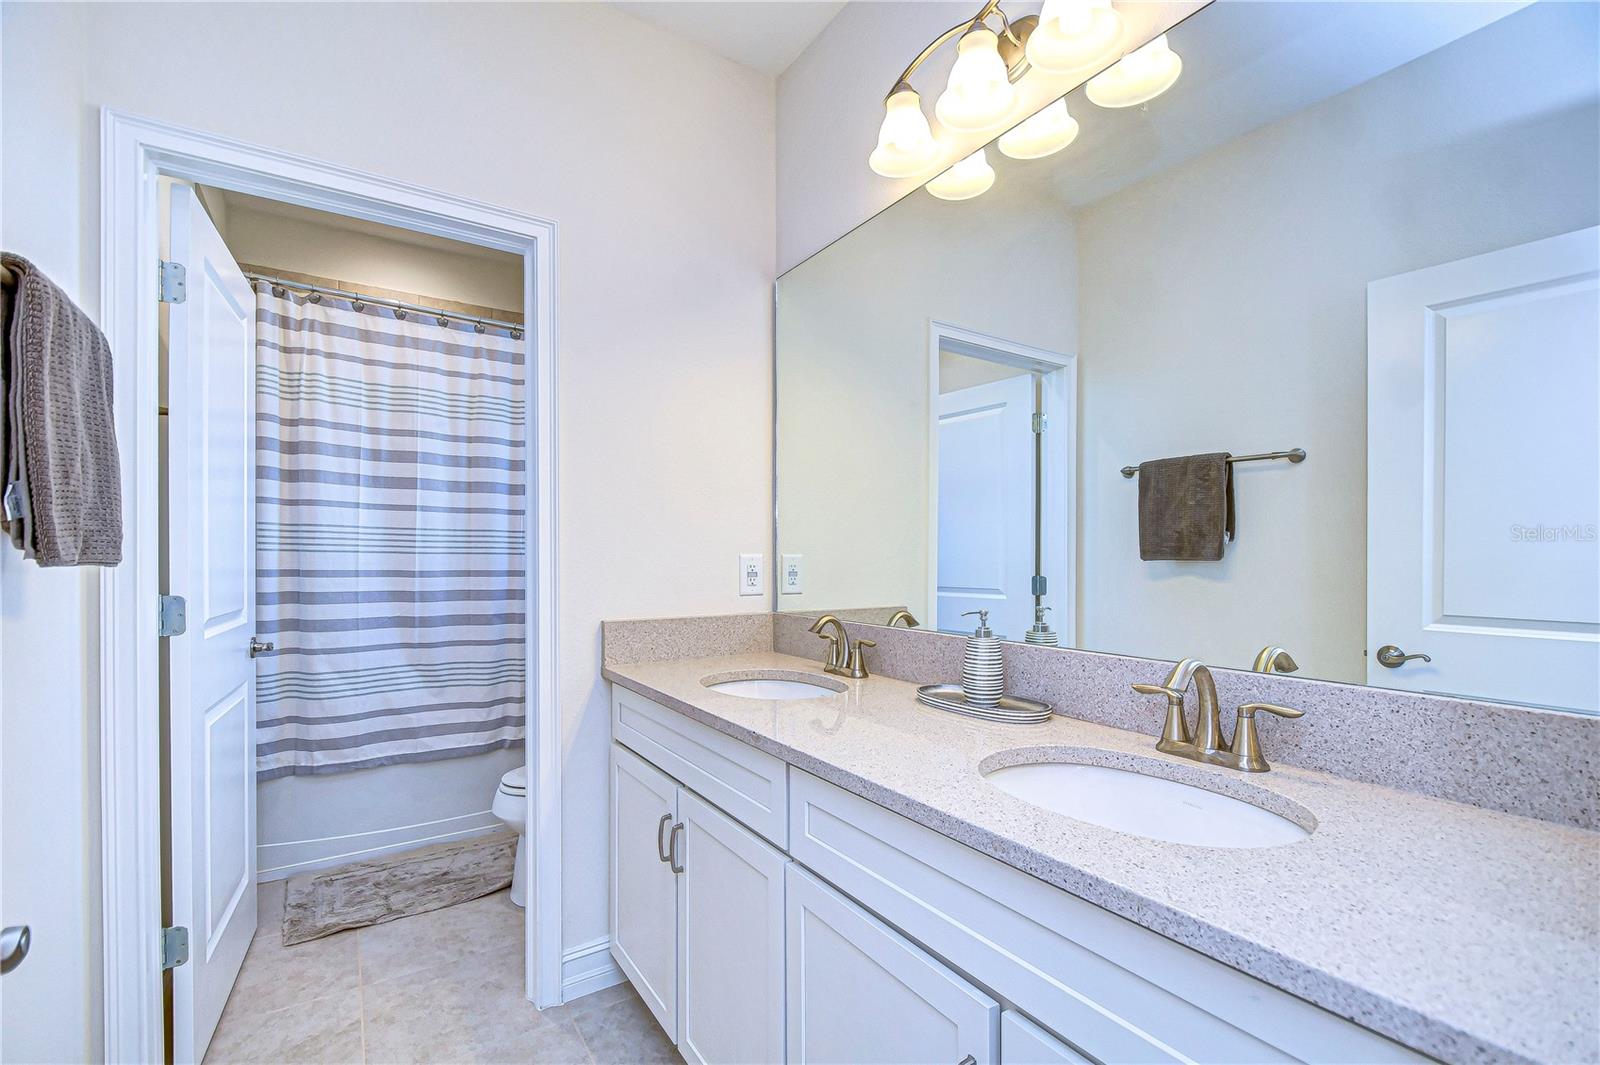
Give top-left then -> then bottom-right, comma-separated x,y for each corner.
985,761 -> 1311,848
701,672 -> 843,700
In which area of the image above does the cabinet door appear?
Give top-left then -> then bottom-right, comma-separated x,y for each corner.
678,790 -> 787,1065
610,743 -> 680,1040
786,865 -> 998,1065
1001,1011 -> 1093,1065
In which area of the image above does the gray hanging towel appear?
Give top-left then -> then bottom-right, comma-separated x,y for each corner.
2,253 -> 122,566
1137,452 -> 1234,562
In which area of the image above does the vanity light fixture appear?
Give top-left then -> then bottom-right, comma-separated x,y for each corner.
1085,33 -> 1183,108
927,149 -> 996,201
869,83 -> 940,178
935,25 -> 1019,132
1025,0 -> 1124,76
867,0 -> 1038,176
998,98 -> 1080,160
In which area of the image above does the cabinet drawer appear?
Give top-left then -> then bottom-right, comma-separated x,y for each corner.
612,684 -> 788,847
788,769 -> 1425,1065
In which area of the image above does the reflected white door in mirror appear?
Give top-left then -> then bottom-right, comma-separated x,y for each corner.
1368,226 -> 1600,713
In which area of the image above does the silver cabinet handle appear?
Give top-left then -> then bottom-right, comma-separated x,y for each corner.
656,813 -> 672,863
668,822 -> 685,874
1375,644 -> 1431,668
248,636 -> 275,658
1,925 -> 30,975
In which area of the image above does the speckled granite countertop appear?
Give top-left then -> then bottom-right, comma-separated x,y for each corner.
603,651 -> 1599,1065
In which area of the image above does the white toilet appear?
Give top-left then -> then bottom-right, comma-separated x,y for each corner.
491,766 -> 529,907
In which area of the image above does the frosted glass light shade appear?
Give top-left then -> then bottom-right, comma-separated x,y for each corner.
926,149 -> 995,201
1086,34 -> 1182,108
869,87 -> 939,178
935,27 -> 1016,132
1025,0 -> 1123,76
998,99 -> 1080,160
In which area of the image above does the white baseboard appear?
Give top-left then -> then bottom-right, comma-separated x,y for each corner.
562,935 -> 625,1002
257,810 -> 505,881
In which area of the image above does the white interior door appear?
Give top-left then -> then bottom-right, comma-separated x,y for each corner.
609,743 -> 680,1041
677,789 -> 786,1065
936,372 -> 1037,640
1368,226 -> 1599,711
167,185 -> 258,1062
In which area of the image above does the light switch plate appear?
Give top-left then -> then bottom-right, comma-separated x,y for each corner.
738,553 -> 764,596
781,554 -> 803,595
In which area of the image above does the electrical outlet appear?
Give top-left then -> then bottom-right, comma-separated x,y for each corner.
781,554 -> 803,595
738,553 -> 764,596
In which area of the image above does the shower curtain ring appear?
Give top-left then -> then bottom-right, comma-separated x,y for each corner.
474,322 -> 486,334
271,285 -> 285,298
308,292 -> 321,303
436,314 -> 450,327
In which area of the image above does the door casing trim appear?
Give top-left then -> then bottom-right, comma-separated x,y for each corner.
99,109 -> 563,1062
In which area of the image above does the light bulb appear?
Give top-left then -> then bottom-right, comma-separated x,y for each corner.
1025,0 -> 1123,76
1086,33 -> 1182,108
926,149 -> 995,201
935,27 -> 1016,132
868,85 -> 939,178
998,99 -> 1080,160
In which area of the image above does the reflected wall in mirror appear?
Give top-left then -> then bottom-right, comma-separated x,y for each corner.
776,1 -> 1600,712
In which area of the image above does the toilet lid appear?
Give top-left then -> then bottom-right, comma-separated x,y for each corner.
498,765 -> 528,795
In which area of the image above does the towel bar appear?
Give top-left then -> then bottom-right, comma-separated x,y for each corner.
1121,448 -> 1305,478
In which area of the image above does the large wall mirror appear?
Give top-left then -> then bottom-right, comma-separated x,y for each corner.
776,0 -> 1600,713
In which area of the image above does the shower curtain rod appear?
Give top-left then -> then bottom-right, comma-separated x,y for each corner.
245,270 -> 524,337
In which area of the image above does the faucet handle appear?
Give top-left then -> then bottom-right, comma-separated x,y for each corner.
1228,702 -> 1304,772
1131,683 -> 1192,748
845,638 -> 876,679
1237,702 -> 1304,720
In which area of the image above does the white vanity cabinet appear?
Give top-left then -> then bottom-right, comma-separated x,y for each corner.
1002,1011 -> 1093,1065
787,863 -> 999,1065
609,741 -> 787,1064
611,684 -> 1428,1065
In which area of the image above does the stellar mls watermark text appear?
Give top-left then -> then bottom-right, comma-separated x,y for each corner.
1509,523 -> 1598,543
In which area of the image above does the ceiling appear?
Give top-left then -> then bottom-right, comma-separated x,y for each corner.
609,1 -> 845,78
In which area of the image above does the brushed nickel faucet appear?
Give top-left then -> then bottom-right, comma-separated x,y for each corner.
1252,646 -> 1299,674
1132,658 -> 1304,772
808,614 -> 875,679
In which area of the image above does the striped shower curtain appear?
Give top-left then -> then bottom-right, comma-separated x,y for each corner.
253,285 -> 527,778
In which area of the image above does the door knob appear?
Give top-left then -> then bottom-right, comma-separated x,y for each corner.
248,636 -> 274,658
1,925 -> 31,974
1375,644 -> 1431,668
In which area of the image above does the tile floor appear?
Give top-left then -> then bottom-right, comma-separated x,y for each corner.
204,882 -> 679,1064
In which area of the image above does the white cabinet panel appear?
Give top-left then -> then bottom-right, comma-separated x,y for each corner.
1002,1011 -> 1093,1065
678,790 -> 787,1065
610,743 -> 680,1040
613,684 -> 789,846
786,864 -> 999,1065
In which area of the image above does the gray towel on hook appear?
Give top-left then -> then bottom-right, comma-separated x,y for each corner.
1137,452 -> 1234,562
2,253 -> 122,566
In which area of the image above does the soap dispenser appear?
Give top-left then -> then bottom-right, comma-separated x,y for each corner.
1024,605 -> 1059,646
959,609 -> 1005,707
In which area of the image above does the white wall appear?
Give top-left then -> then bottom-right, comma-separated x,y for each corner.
776,0 -> 1200,271
218,198 -> 525,313
1075,0 -> 1600,679
0,3 -> 774,1051
776,180 -> 1075,614
0,4 -> 101,1060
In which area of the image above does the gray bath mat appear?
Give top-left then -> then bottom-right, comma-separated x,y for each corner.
282,830 -> 517,945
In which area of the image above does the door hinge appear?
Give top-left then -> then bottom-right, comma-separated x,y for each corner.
158,594 -> 187,638
158,260 -> 187,304
160,926 -> 190,971
1031,412 -> 1047,433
